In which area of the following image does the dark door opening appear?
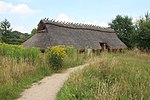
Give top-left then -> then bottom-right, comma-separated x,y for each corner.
99,42 -> 110,51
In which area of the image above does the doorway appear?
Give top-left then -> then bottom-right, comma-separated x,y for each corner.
99,42 -> 110,51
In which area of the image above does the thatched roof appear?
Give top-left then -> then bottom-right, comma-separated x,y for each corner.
23,18 -> 127,50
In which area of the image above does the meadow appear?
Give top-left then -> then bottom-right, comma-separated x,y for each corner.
57,50 -> 150,100
0,43 -> 86,100
1,43 -> 150,100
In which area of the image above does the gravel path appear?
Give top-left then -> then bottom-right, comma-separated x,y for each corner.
17,64 -> 87,100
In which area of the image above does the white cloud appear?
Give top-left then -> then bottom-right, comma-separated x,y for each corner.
96,22 -> 108,27
19,0 -> 32,3
82,21 -> 108,27
0,1 -> 13,13
57,13 -> 108,27
57,13 -> 72,22
0,1 -> 40,15
132,17 -> 140,24
10,4 -> 35,14
13,26 -> 31,33
94,22 -> 108,27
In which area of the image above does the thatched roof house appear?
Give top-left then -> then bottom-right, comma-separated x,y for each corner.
23,19 -> 126,51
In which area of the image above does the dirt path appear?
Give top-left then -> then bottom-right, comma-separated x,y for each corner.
17,64 -> 87,100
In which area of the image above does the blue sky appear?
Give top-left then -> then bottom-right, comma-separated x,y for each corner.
0,0 -> 149,33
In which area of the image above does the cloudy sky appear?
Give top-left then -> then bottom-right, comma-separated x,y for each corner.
0,0 -> 149,33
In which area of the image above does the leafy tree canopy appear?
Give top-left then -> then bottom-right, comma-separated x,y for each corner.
0,19 -> 12,35
109,15 -> 135,48
136,12 -> 150,50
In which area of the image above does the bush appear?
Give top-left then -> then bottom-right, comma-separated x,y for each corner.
46,46 -> 66,69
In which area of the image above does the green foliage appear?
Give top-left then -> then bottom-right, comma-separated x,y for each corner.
0,42 -> 40,63
135,12 -> 150,50
10,31 -> 31,44
0,43 -> 89,100
57,51 -> 150,100
109,15 -> 135,48
46,46 -> 67,69
109,12 -> 150,50
31,28 -> 37,35
63,46 -> 86,68
66,46 -> 76,58
0,19 -> 12,35
0,19 -> 31,44
0,43 -> 52,100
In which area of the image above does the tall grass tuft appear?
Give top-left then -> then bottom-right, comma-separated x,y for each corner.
63,46 -> 89,68
0,43 -> 40,63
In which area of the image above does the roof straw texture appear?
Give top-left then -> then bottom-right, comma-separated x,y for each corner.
23,19 -> 127,49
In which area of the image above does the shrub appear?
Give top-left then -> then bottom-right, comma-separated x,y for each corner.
46,46 -> 67,69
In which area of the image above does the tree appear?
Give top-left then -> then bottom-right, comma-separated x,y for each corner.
0,19 -> 12,35
0,19 -> 31,44
109,15 -> 135,48
0,19 -> 13,43
31,28 -> 37,35
0,29 -> 2,42
135,12 -> 150,50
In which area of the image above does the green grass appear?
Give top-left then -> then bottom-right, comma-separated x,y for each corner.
0,55 -> 53,100
63,53 -> 87,68
56,51 -> 150,100
0,44 -> 88,100
0,43 -> 53,100
0,71 -> 52,100
0,43 -> 40,63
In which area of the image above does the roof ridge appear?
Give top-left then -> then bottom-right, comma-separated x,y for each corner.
41,18 -> 114,33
